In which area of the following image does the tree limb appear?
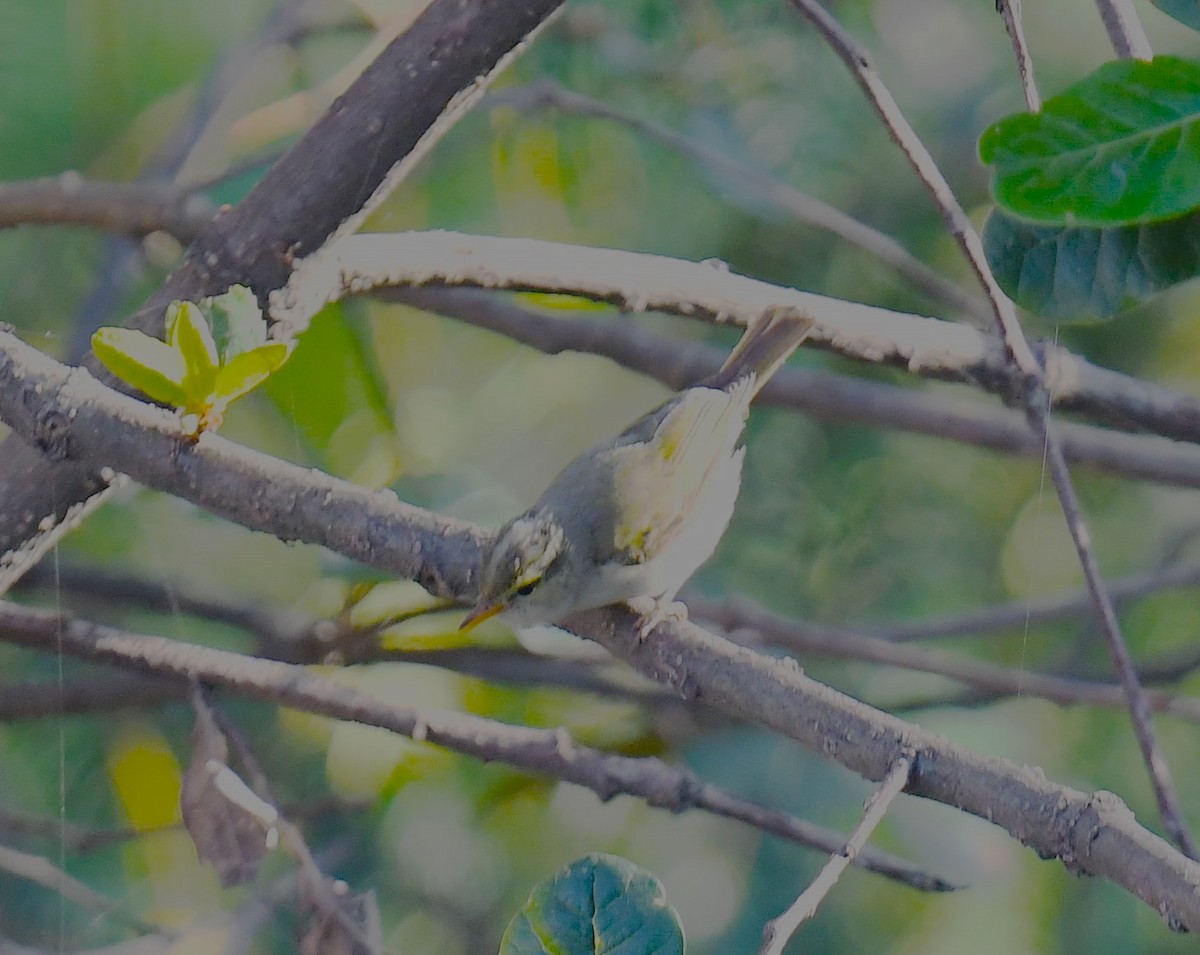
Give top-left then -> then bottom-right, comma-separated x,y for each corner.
0,0 -> 564,593
0,603 -> 954,892
0,329 -> 1196,927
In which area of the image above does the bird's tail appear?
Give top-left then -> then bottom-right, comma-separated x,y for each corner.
703,306 -> 814,400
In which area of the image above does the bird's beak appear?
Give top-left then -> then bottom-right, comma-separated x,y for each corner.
459,600 -> 503,633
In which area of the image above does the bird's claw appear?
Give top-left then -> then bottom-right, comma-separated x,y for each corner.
627,596 -> 688,641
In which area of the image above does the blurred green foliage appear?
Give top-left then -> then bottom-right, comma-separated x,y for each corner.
3,1 -> 1200,953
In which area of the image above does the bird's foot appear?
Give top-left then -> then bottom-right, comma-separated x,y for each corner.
627,596 -> 689,641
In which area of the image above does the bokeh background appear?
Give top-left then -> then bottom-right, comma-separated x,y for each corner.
2,0 -> 1200,951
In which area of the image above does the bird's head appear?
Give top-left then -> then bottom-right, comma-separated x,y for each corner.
459,513 -> 567,631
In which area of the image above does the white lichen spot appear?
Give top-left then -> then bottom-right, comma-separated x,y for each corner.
554,728 -> 576,760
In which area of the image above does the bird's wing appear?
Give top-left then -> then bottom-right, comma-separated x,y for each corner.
603,382 -> 750,565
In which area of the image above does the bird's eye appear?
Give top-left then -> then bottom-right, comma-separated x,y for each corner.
515,581 -> 537,597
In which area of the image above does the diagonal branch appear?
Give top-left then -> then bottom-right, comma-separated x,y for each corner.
0,329 -> 1197,926
0,603 -> 953,892
1093,0 -> 1152,59
760,750 -> 914,954
994,0 -> 1039,112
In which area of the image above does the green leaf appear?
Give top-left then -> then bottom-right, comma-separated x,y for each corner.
204,285 -> 265,360
979,56 -> 1200,226
210,342 -> 293,406
983,207 -> 1200,321
499,854 -> 684,955
260,302 -> 397,479
1149,0 -> 1200,30
92,327 -> 189,406
165,301 -> 219,397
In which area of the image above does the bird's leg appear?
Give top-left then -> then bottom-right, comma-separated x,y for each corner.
627,595 -> 689,641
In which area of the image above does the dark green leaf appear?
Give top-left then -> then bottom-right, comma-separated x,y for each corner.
499,854 -> 684,955
204,285 -> 265,360
92,327 -> 189,406
983,207 -> 1200,321
1149,0 -> 1200,30
979,56 -> 1200,226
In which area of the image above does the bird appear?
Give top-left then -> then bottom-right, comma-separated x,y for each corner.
459,306 -> 814,637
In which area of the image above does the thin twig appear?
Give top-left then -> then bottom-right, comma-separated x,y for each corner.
785,0 -> 1196,859
688,595 -> 1200,724
487,81 -> 990,323
1093,0 -> 1152,59
0,843 -> 172,938
994,0 -> 1040,111
869,560 -> 1200,642
760,751 -> 914,954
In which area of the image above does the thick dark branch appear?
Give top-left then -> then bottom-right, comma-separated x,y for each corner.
0,0 -> 563,589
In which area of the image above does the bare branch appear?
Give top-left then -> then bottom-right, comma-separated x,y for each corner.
0,176 -> 215,240
277,232 -> 1200,448
994,0 -> 1040,111
0,0 -> 565,594
761,751 -> 914,954
0,603 -> 953,892
0,673 -> 182,719
1093,0 -> 1153,59
785,0 -> 1195,858
873,560 -> 1200,642
1,334 -> 1197,923
687,594 -> 1200,724
0,843 -> 172,938
390,286 -> 1200,491
486,81 -> 990,323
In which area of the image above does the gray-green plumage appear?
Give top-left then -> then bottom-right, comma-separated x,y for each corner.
461,306 -> 814,632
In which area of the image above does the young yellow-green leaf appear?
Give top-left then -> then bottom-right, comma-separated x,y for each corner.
92,327 -> 189,407
204,285 -> 265,360
210,342 -> 293,406
166,301 -> 219,397
499,854 -> 684,955
980,56 -> 1200,226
